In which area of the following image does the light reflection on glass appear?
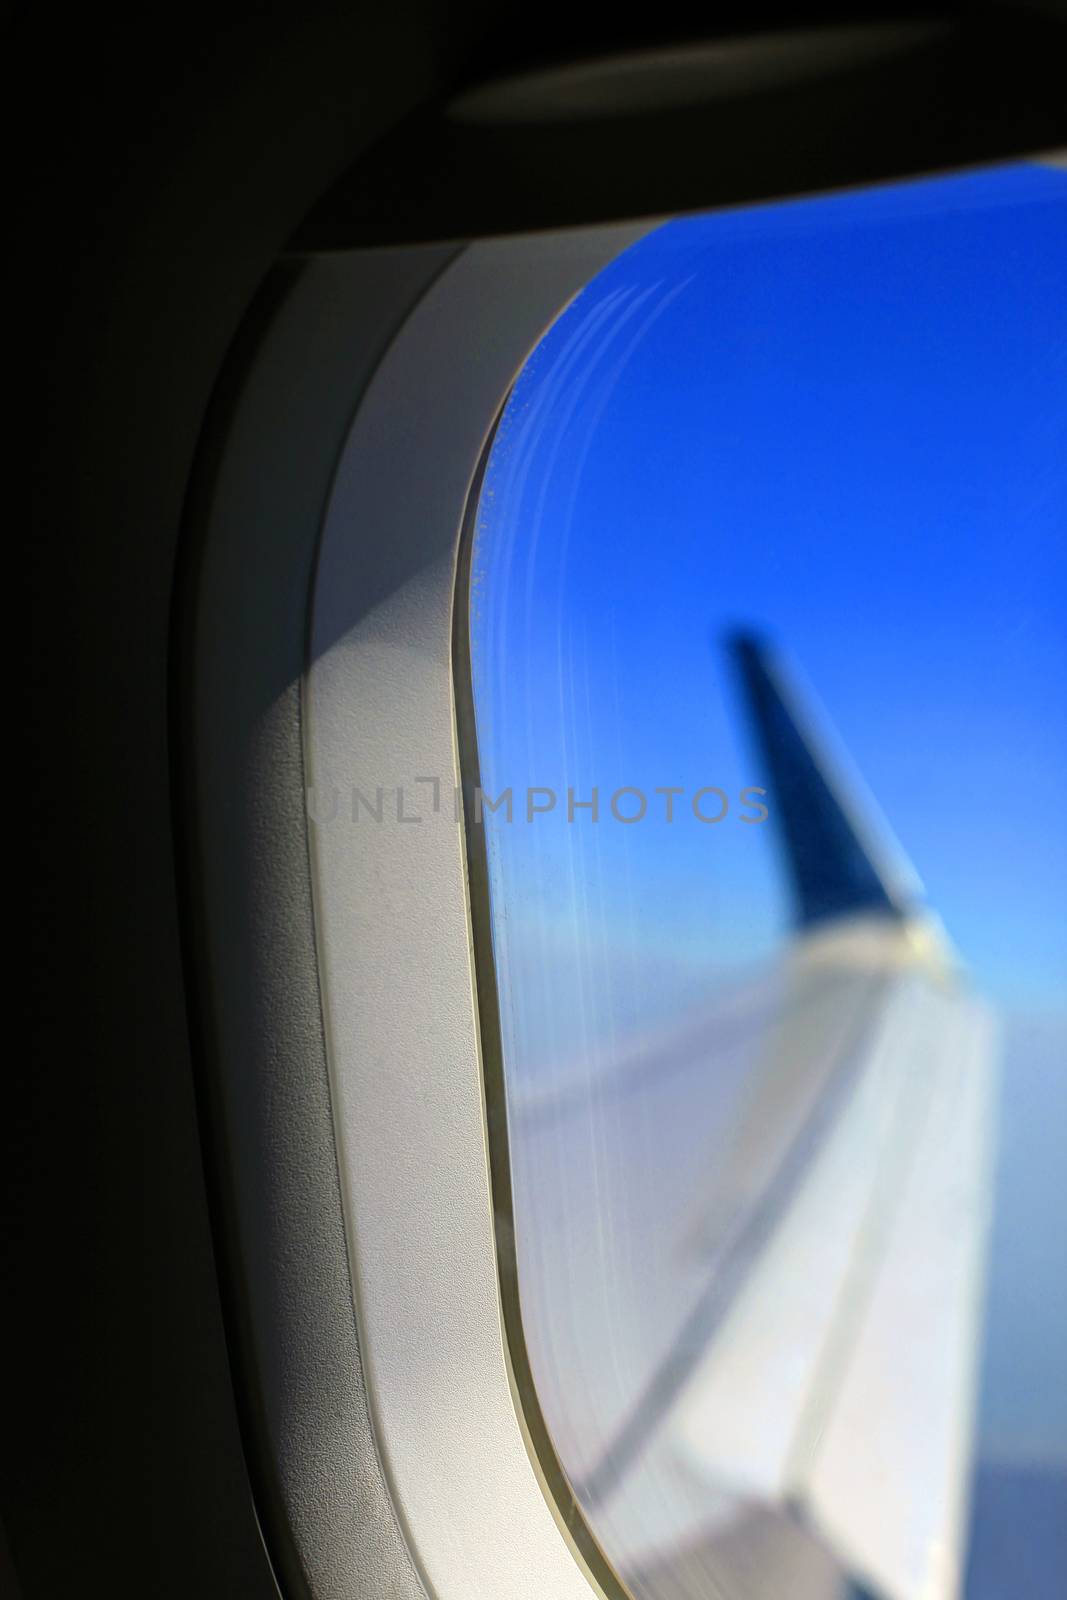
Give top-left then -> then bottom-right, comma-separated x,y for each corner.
468,163 -> 1066,1600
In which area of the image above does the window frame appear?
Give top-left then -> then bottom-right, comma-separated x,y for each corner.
303,224 -> 651,1600
181,159 -> 1067,1600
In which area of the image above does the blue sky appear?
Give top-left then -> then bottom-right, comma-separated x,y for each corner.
470,163 -> 1066,1481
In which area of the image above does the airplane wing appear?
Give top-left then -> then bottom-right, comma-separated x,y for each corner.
505,637 -> 997,1600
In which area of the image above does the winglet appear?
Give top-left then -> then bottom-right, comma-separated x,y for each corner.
727,632 -> 916,931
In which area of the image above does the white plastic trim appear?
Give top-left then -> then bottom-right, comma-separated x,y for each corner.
305,224 -> 654,1600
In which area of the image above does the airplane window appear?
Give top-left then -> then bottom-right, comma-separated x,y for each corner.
459,163 -> 1066,1600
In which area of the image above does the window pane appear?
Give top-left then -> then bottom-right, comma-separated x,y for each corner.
465,163 -> 1066,1600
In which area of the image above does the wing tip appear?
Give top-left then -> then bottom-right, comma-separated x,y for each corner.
724,626 -> 918,931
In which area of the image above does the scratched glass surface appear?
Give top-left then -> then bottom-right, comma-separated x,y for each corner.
466,163 -> 1066,1600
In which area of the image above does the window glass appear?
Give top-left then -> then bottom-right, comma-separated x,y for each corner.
465,163 -> 1066,1600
